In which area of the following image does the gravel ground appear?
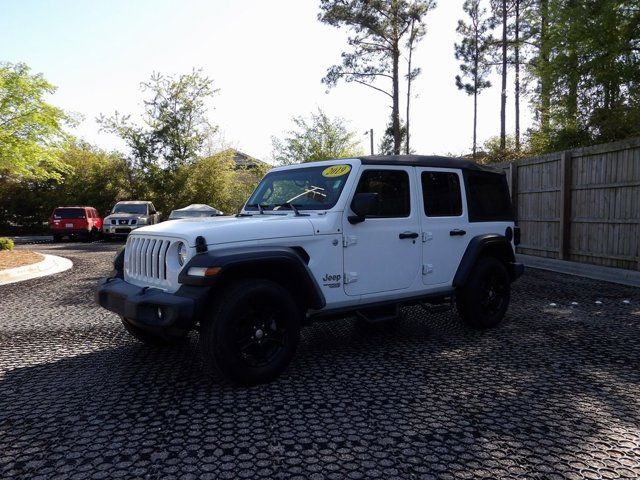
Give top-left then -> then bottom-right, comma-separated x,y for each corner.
1,240 -> 639,479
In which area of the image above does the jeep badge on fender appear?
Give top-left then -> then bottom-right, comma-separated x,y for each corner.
96,155 -> 524,385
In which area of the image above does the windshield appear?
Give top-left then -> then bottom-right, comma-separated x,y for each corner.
245,164 -> 352,211
53,208 -> 85,219
113,203 -> 147,215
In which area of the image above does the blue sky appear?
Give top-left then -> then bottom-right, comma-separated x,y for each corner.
1,0 -> 531,162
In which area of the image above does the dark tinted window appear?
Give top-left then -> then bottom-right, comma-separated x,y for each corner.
422,172 -> 462,217
113,203 -> 147,214
52,208 -> 85,219
354,170 -> 410,217
465,171 -> 513,222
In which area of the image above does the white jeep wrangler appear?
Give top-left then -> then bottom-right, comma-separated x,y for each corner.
97,156 -> 523,385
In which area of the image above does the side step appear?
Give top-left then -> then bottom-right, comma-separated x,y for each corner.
419,298 -> 454,315
355,304 -> 401,324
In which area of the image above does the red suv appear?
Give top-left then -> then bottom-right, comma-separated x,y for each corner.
49,206 -> 103,242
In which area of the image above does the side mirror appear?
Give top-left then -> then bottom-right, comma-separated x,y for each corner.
348,192 -> 380,224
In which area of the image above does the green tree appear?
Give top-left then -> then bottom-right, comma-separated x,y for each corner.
455,0 -> 495,158
479,134 -> 529,163
271,109 -> 363,165
528,0 -> 640,152
378,118 -> 409,155
99,69 -> 218,213
51,141 -> 130,216
0,141 -> 129,232
0,63 -> 70,180
319,0 -> 436,154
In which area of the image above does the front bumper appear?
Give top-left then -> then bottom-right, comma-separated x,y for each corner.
95,277 -> 207,333
104,225 -> 141,235
50,228 -> 90,236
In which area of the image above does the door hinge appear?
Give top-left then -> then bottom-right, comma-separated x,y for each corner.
344,272 -> 358,284
422,232 -> 433,242
422,264 -> 434,275
343,235 -> 358,247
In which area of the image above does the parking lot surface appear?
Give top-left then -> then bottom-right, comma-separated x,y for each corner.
1,240 -> 639,479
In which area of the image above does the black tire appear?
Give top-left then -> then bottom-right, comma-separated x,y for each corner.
52,234 -> 62,243
121,317 -> 184,346
200,279 -> 301,386
456,257 -> 510,329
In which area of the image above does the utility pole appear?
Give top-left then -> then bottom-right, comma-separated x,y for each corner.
364,129 -> 374,155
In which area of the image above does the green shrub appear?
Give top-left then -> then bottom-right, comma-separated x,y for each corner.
0,237 -> 14,251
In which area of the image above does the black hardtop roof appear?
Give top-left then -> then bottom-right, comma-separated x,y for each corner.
359,155 -> 504,174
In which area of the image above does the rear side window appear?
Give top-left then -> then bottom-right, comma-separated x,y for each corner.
355,169 -> 410,217
421,172 -> 462,217
464,171 -> 513,222
53,208 -> 85,219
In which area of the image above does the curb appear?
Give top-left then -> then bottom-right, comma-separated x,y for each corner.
517,254 -> 640,288
0,254 -> 73,286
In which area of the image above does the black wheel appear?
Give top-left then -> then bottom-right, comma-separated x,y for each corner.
121,317 -> 184,346
456,257 -> 510,329
52,234 -> 62,243
201,279 -> 301,386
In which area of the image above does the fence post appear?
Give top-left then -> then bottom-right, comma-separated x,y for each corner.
559,151 -> 572,260
509,162 -> 518,222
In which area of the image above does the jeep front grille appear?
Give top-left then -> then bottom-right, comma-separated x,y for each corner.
125,236 -> 173,288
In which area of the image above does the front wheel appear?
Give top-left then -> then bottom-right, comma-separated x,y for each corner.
456,257 -> 511,329
200,279 -> 301,386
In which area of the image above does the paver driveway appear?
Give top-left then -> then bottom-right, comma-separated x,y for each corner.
1,241 -> 639,479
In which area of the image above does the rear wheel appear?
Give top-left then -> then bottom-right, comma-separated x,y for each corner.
456,257 -> 510,329
200,279 -> 301,385
121,317 -> 184,346
52,234 -> 62,243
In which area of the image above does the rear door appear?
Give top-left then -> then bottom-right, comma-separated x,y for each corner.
417,168 -> 471,286
342,166 -> 421,296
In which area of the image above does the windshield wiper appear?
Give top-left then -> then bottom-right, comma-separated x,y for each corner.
245,203 -> 269,214
273,202 -> 309,216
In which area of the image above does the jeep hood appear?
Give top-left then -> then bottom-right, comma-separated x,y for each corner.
135,215 -> 316,246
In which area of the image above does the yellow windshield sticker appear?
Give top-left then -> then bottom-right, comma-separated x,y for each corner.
322,165 -> 351,178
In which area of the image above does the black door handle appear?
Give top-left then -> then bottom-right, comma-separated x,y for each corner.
399,231 -> 419,239
450,229 -> 466,236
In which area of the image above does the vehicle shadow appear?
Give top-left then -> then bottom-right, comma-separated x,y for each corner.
1,304 -> 639,478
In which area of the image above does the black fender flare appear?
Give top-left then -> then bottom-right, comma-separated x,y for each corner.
178,246 -> 326,310
452,234 -> 517,288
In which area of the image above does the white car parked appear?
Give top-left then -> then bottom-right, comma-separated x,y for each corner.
97,155 -> 523,385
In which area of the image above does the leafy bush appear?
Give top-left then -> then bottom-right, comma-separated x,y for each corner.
0,237 -> 14,251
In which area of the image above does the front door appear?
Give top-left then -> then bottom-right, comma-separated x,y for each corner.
342,167 -> 421,296
417,168 -> 471,286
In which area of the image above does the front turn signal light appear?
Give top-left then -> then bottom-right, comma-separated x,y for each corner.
187,266 -> 222,277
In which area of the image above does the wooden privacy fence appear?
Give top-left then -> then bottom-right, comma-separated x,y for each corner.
496,137 -> 640,271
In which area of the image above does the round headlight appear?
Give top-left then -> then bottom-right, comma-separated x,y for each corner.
177,242 -> 188,266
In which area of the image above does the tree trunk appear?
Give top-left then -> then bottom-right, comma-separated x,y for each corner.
500,0 -> 508,151
540,0 -> 550,133
566,0 -> 578,127
406,20 -> 415,155
473,12 -> 479,159
392,39 -> 401,155
473,90 -> 478,159
514,0 -> 521,151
